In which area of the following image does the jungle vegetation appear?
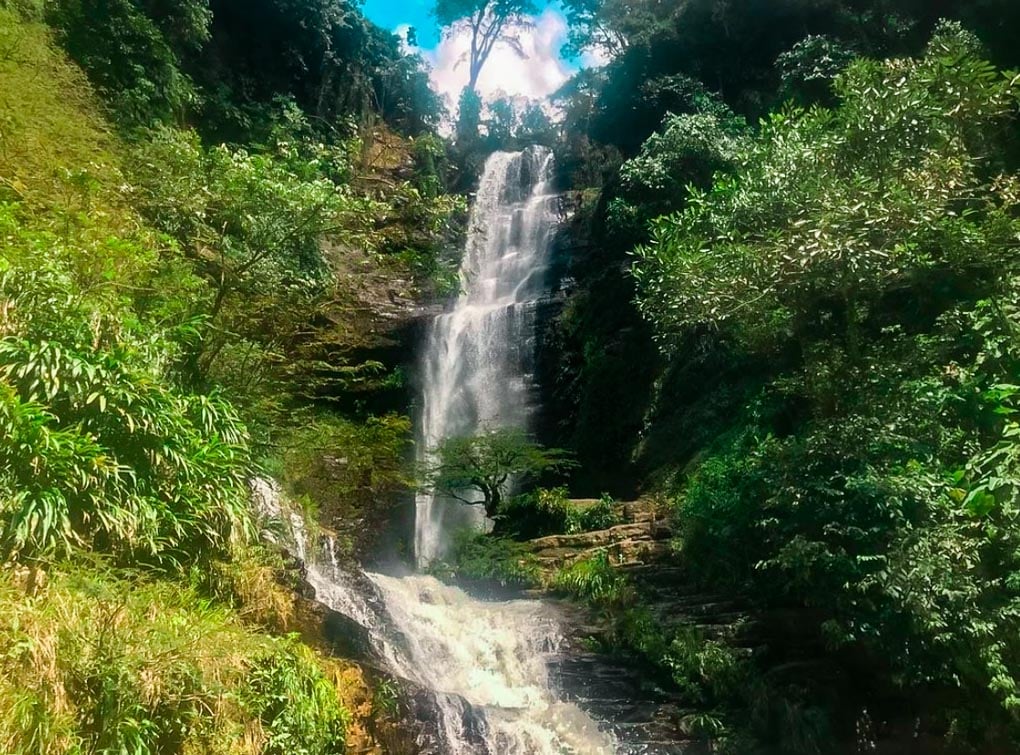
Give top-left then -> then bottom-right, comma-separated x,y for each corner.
4,0 -> 1020,751
0,0 -> 457,750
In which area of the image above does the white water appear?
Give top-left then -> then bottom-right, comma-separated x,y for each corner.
254,478 -> 614,754
415,147 -> 560,565
368,572 -> 613,754
252,148 -> 615,754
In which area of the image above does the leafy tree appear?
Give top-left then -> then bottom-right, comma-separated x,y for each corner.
608,110 -> 746,245
47,0 -> 201,126
434,0 -> 537,93
484,96 -> 517,148
129,127 -> 380,386
776,34 -> 857,106
560,0 -> 676,59
422,429 -> 574,518
633,24 -> 1020,355
455,86 -> 483,148
628,23 -> 1020,737
516,102 -> 555,147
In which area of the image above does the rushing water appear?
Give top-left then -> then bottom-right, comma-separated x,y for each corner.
254,476 -> 615,754
415,147 -> 559,565
254,148 -> 618,753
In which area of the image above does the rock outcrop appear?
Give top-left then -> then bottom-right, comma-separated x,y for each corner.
526,498 -> 674,577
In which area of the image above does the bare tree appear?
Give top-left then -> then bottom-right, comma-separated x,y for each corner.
434,0 -> 537,92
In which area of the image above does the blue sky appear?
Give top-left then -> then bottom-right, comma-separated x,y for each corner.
363,0 -> 442,48
361,1 -> 591,104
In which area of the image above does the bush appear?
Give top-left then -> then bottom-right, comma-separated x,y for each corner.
576,493 -> 623,532
499,488 -> 622,538
438,531 -> 540,587
0,566 -> 351,754
47,0 -> 202,127
553,550 -> 629,606
0,205 -> 253,566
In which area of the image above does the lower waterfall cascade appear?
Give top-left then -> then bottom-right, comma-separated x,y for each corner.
254,476 -> 617,754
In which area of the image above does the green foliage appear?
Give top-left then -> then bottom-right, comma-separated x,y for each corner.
244,644 -> 350,755
581,493 -> 622,530
498,486 -> 574,538
47,0 -> 202,127
608,111 -> 746,246
0,566 -> 351,754
662,627 -> 748,706
0,206 -> 253,566
278,413 -> 412,551
131,126 -> 372,297
127,126 -> 385,415
439,530 -> 541,587
776,35 -> 857,105
422,429 -> 575,519
626,27 -> 1020,741
633,26 -> 1020,353
371,677 -> 399,718
560,0 -> 674,59
553,550 -> 628,606
46,0 -> 444,140
500,488 -> 621,538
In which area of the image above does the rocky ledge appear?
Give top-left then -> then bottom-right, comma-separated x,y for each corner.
527,499 -> 674,576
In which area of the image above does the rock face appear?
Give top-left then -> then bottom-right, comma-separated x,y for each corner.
548,648 -> 707,755
519,500 -> 707,753
526,498 -> 674,576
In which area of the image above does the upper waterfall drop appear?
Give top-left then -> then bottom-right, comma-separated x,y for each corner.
415,146 -> 559,565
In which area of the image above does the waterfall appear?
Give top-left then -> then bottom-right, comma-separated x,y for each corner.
252,147 -> 617,754
253,478 -> 615,754
367,573 -> 613,754
415,147 -> 559,565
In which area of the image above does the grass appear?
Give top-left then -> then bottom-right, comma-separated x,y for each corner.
0,560 -> 366,754
0,7 -> 133,226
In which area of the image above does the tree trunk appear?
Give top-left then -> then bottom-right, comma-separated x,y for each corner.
485,487 -> 501,519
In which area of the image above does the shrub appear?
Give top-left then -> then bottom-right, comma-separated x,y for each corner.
499,488 -> 622,538
0,566 -> 351,754
0,340 -> 253,565
553,550 -> 629,606
439,531 -> 540,587
0,210 -> 254,566
575,493 -> 623,532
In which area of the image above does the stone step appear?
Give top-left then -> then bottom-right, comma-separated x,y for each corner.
528,522 -> 660,551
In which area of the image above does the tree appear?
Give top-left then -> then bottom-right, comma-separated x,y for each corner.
632,23 -> 1020,355
422,429 -> 574,518
560,0 -> 675,59
434,0 -> 537,93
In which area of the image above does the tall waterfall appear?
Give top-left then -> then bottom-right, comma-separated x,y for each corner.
415,147 -> 558,565
257,147 -> 617,754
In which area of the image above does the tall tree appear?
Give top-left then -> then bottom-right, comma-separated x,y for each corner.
434,0 -> 537,92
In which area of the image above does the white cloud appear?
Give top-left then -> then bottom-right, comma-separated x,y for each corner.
407,9 -> 573,108
579,44 -> 612,69
393,23 -> 415,55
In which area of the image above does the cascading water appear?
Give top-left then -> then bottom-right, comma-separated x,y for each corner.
255,148 -> 618,754
255,477 -> 616,754
415,147 -> 559,565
